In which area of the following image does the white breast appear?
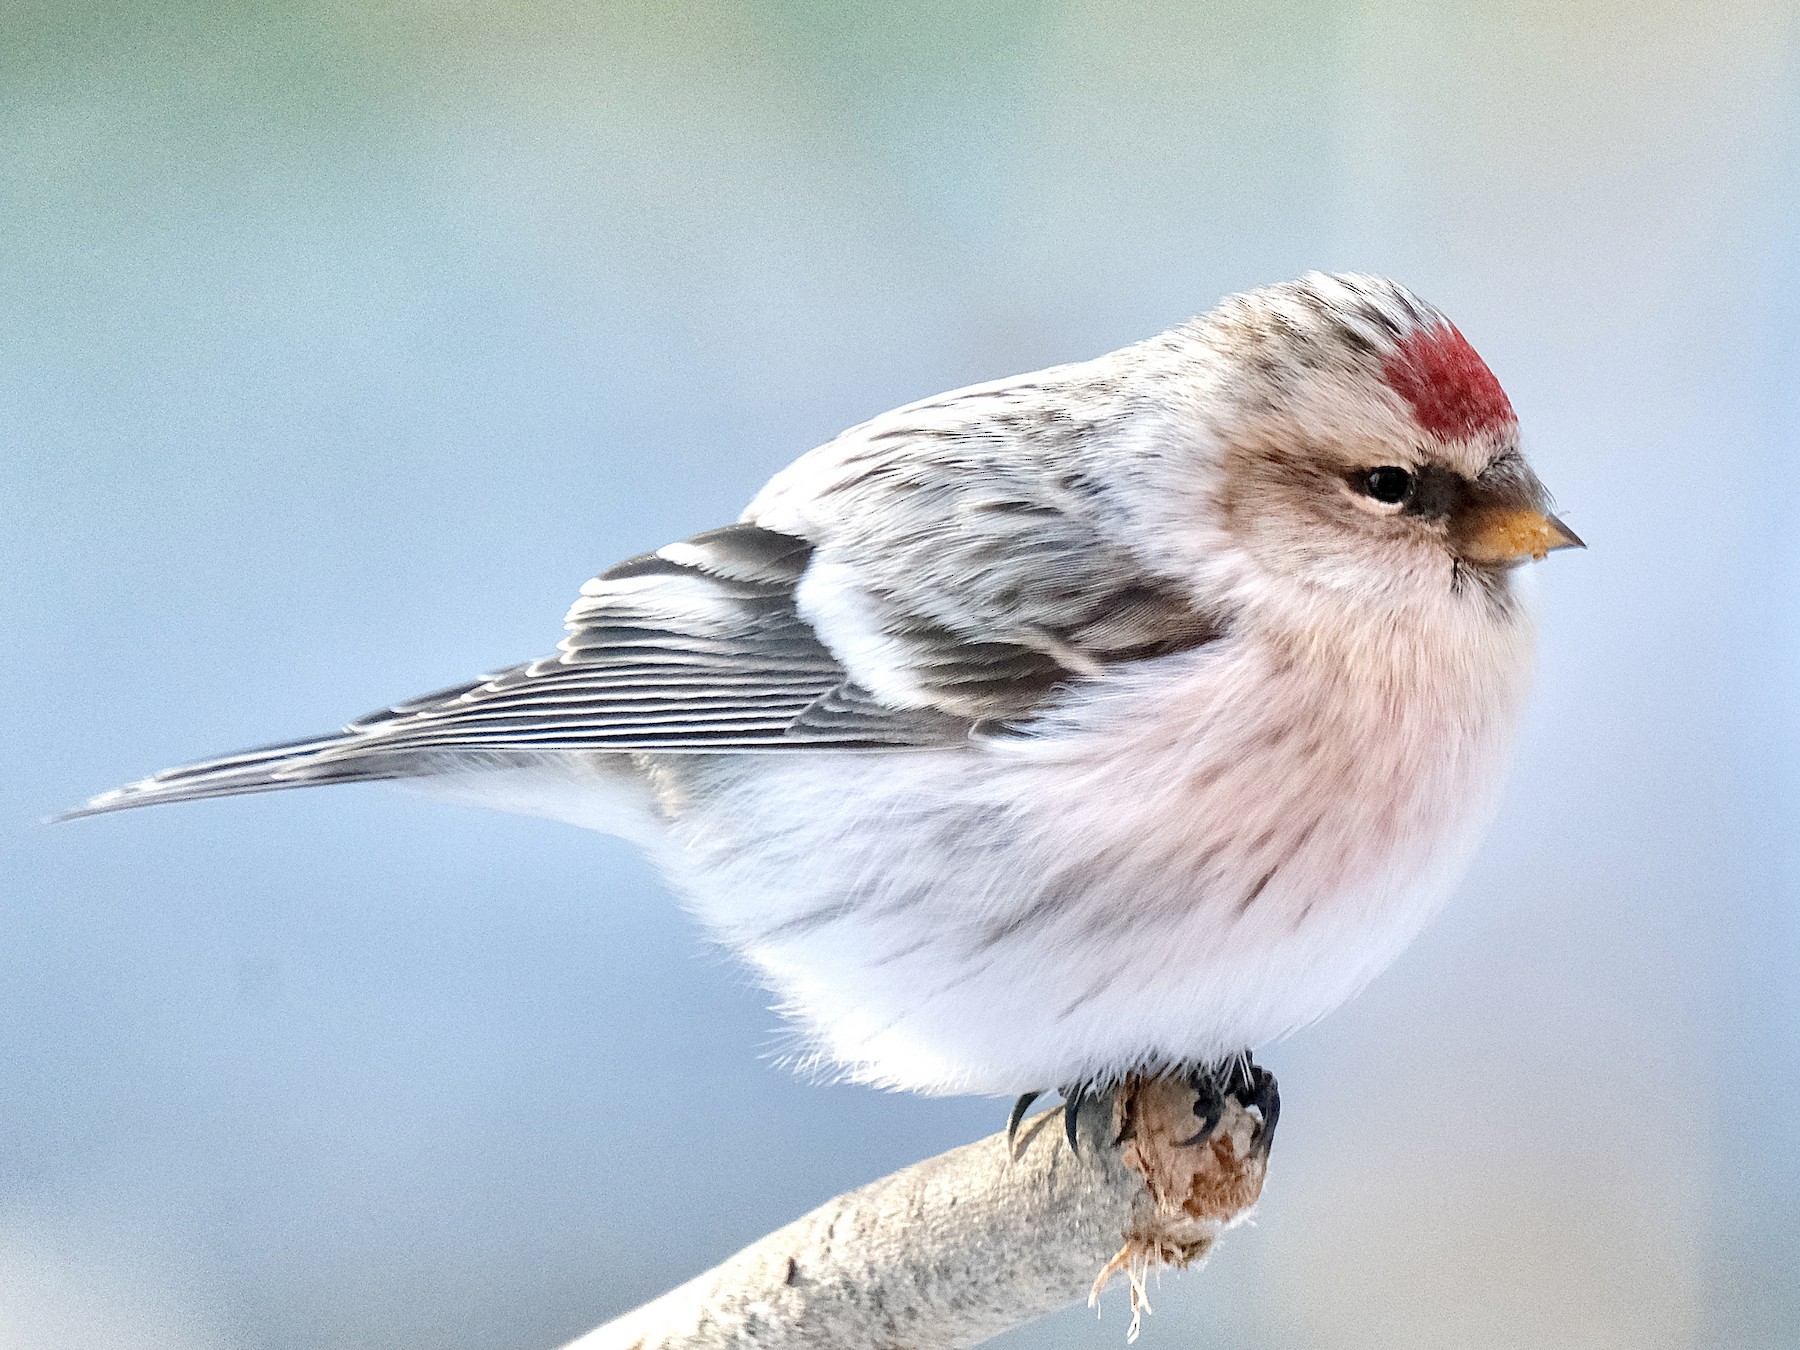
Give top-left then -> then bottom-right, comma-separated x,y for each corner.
647,603 -> 1535,1096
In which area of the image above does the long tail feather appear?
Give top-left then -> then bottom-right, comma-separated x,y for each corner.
55,732 -> 418,820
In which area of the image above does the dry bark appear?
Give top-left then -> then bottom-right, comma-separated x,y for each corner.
561,1072 -> 1274,1350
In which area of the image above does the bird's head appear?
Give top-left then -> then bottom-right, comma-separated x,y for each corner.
1153,273 -> 1581,616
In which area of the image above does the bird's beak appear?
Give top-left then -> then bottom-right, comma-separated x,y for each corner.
1458,506 -> 1584,565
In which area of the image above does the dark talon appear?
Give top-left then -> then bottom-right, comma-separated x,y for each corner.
1177,1053 -> 1277,1149
1062,1086 -> 1085,1154
1241,1063 -> 1281,1154
1177,1096 -> 1223,1147
1227,1053 -> 1257,1099
1176,1061 -> 1227,1147
1006,1091 -> 1043,1154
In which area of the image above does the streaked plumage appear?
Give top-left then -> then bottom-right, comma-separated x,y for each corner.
69,274 -> 1579,1096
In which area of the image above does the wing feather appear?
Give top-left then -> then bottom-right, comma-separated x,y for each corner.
68,368 -> 1231,820
62,525 -> 967,817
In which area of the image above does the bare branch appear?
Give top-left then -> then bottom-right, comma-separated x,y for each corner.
562,1073 -> 1273,1350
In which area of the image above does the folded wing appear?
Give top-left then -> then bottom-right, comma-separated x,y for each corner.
69,367 -> 1228,819
63,524 -> 974,818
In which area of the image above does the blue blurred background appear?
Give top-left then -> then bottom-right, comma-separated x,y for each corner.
4,3 -> 1797,1347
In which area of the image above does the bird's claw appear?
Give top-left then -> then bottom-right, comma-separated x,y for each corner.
1005,1091 -> 1043,1156
1007,1057 -> 1278,1159
1003,1086 -> 1100,1157
1062,1085 -> 1087,1153
1176,1054 -> 1280,1153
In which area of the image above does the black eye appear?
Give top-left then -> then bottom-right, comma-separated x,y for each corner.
1360,466 -> 1414,504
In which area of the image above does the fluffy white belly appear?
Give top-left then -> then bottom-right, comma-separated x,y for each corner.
615,627 -> 1530,1097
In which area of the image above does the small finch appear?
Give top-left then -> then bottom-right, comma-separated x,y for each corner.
70,274 -> 1579,1116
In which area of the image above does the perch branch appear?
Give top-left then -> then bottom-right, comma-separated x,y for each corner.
560,1071 -> 1274,1350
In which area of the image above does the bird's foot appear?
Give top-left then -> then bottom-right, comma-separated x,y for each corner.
1005,1091 -> 1043,1156
1060,1083 -> 1094,1153
1006,1056 -> 1277,1158
1061,1080 -> 1146,1155
1177,1053 -> 1279,1154
1003,1085 -> 1102,1157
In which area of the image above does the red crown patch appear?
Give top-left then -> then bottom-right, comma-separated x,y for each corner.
1381,323 -> 1515,440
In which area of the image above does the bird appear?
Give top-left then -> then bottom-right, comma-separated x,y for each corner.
68,273 -> 1580,1126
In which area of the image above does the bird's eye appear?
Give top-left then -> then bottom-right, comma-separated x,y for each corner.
1360,466 -> 1414,504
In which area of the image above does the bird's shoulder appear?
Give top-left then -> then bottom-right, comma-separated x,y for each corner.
735,355 -> 1224,718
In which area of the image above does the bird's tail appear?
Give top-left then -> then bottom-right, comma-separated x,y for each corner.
56,668 -> 523,821
55,731 -> 424,820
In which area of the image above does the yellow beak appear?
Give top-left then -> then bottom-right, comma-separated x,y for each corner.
1459,507 -> 1584,565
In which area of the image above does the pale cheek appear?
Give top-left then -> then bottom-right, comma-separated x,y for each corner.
1226,476 -> 1434,595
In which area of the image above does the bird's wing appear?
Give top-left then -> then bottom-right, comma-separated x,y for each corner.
63,524 -> 964,817
67,368 -> 1225,817
317,523 -> 972,756
744,363 -> 1224,719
